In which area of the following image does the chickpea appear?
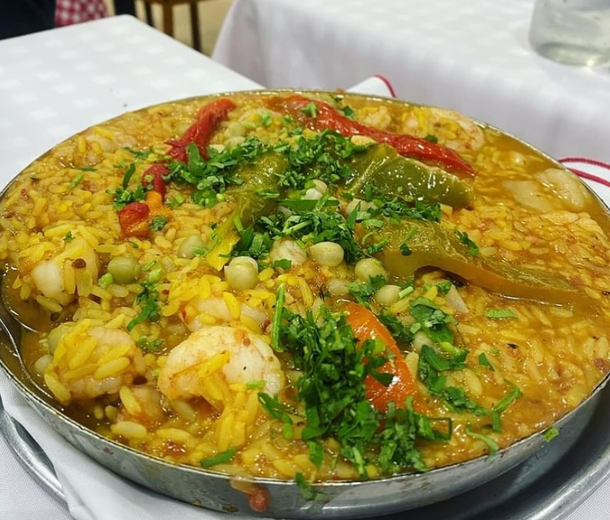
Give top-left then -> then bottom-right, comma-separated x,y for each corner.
177,234 -> 205,259
375,285 -> 401,306
225,122 -> 246,137
346,198 -> 374,216
224,256 -> 258,291
309,242 -> 345,267
355,258 -> 388,283
327,278 -> 350,297
107,256 -> 140,285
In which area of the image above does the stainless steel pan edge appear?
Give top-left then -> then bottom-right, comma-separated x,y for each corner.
1,89 -> 609,518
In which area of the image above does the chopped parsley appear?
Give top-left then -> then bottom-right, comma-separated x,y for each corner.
295,472 -> 322,501
377,309 -> 413,344
98,273 -> 113,289
245,380 -> 265,390
485,308 -> 517,319
424,134 -> 439,144
270,297 -> 451,477
63,231 -> 74,243
136,336 -> 164,353
74,166 -> 97,172
543,426 -> 559,442
300,102 -> 318,118
260,110 -> 272,127
348,274 -> 386,306
435,281 -> 453,295
465,425 -> 499,456
478,353 -> 495,371
455,230 -> 479,256
258,391 -> 294,440
400,242 -> 412,256
339,105 -> 355,118
272,259 -> 292,270
121,163 -> 136,189
123,147 -> 155,160
259,196 -> 364,263
491,384 -> 522,432
149,215 -> 168,231
200,447 -> 238,468
111,184 -> 147,210
166,194 -> 185,208
68,173 -> 84,190
127,282 -> 161,332
168,139 -> 264,208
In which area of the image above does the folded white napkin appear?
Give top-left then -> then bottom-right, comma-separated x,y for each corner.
2,78 -> 609,520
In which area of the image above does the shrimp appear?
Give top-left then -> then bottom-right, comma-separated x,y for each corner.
30,237 -> 99,306
269,239 -> 307,268
44,323 -> 144,405
158,326 -> 285,410
402,107 -> 485,153
184,296 -> 269,333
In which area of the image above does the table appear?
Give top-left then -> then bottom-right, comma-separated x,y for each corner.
212,0 -> 610,164
0,15 -> 260,520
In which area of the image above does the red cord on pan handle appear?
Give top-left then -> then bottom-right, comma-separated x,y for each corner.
559,157 -> 610,189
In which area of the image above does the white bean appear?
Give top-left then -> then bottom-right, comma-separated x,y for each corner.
375,285 -> 401,306
355,258 -> 387,282
309,242 -> 345,267
224,256 -> 258,291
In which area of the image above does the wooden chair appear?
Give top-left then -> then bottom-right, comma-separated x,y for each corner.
139,0 -> 203,52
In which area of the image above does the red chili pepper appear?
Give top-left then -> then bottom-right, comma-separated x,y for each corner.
270,95 -> 474,177
166,98 -> 236,163
141,163 -> 168,199
118,202 -> 150,237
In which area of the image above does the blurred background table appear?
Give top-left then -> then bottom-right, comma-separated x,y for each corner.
213,0 -> 610,163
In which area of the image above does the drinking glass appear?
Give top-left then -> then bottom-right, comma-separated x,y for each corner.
529,0 -> 610,66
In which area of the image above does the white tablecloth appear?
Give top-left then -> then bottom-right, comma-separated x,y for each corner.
213,0 -> 610,164
1,12 -> 610,520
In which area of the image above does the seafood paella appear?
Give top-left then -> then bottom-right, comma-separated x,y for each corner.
2,91 -> 610,496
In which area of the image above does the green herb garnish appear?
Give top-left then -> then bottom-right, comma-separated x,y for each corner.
149,215 -> 168,231
300,102 -> 318,118
201,447 -> 238,468
455,230 -> 479,256
68,173 -> 84,189
478,353 -> 495,371
63,231 -> 74,243
136,336 -> 164,353
543,426 -> 559,442
466,426 -> 499,455
485,308 -> 517,319
122,163 -> 136,189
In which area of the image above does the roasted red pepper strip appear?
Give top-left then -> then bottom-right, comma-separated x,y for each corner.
166,98 -> 236,162
344,302 -> 421,412
269,95 -> 474,177
118,202 -> 150,238
141,163 -> 168,199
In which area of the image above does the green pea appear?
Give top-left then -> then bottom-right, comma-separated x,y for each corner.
107,256 -> 140,284
178,234 -> 205,259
